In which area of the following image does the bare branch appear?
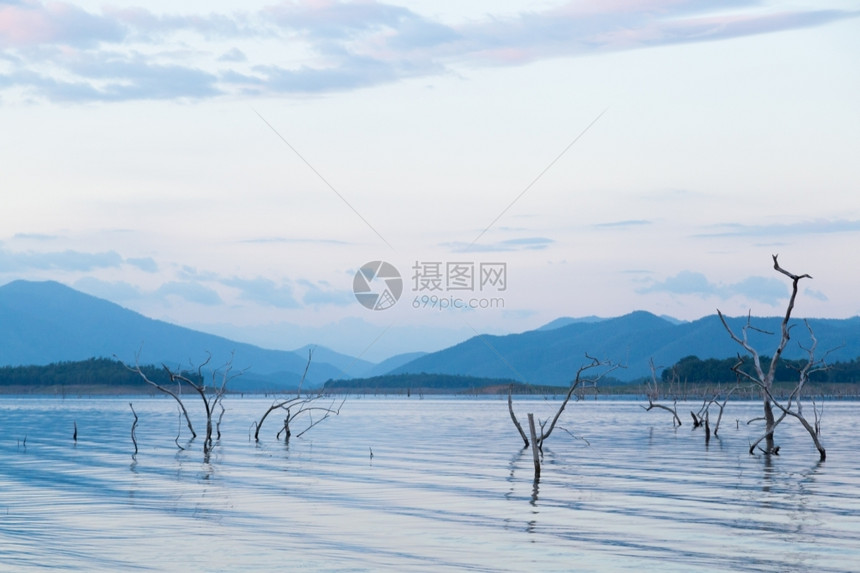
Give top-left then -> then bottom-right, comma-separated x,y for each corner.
538,355 -> 618,446
767,254 -> 811,385
121,350 -> 241,453
508,385 -> 529,447
120,353 -> 197,439
558,426 -> 591,446
129,402 -> 139,457
643,400 -> 682,427
643,359 -> 682,427
507,354 -> 618,459
254,350 -> 341,442
294,398 -> 345,438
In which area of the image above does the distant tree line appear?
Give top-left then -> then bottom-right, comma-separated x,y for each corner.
325,373 -> 529,394
4,355 -> 858,394
662,355 -> 860,384
0,357 -> 177,389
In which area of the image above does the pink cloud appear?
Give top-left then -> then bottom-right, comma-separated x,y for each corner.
0,1 -> 123,48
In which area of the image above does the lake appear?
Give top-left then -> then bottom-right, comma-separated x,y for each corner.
1,396 -> 858,572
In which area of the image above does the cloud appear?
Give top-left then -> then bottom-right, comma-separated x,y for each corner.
69,54 -> 222,100
172,268 -> 351,308
502,308 -> 538,320
444,237 -> 554,252
0,246 -> 161,274
298,279 -> 353,306
594,219 -> 652,229
0,1 -> 125,49
177,265 -> 220,281
12,232 -> 60,241
74,277 -> 143,301
1,1 -> 856,102
75,276 -> 222,306
0,247 -> 123,272
639,270 -> 715,296
245,52 -> 431,94
105,6 -> 252,39
638,269 -> 789,304
804,288 -> 829,302
156,281 -> 223,305
238,236 -> 352,246
222,276 -> 301,308
697,219 -> 860,238
126,257 -> 158,272
261,1 -> 459,48
5,52 -> 222,101
729,276 -> 791,303
218,47 -> 246,62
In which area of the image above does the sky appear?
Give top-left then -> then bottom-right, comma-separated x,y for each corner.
2,0 -> 859,362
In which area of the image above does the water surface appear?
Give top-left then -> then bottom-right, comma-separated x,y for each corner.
1,397 -> 858,571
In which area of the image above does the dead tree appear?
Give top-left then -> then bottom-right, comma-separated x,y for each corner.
130,402 -> 139,457
252,349 -> 344,442
276,395 -> 344,441
165,354 -> 241,452
508,354 -> 618,450
688,385 -> 737,443
508,388 -> 530,448
124,353 -> 197,439
708,384 -> 738,437
718,255 -> 827,461
646,355 -> 740,442
127,352 -> 242,453
643,359 -> 682,427
689,402 -> 710,443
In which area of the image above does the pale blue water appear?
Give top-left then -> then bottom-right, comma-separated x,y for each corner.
1,397 -> 858,572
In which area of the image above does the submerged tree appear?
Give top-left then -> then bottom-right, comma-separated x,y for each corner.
252,350 -> 344,442
126,352 -> 241,453
508,354 -> 618,450
643,359 -> 682,427
718,255 -> 827,461
644,358 -> 739,444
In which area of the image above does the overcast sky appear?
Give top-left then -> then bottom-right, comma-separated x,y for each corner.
2,0 -> 859,361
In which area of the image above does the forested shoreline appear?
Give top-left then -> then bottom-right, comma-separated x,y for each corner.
2,355 -> 859,396
0,358 -> 167,394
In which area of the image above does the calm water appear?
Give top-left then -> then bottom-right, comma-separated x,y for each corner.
1,396 -> 858,572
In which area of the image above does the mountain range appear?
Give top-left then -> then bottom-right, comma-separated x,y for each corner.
0,280 -> 346,390
2,280 -> 858,389
392,311 -> 860,383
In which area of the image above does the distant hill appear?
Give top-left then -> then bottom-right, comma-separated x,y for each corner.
538,314 -> 685,331
5,279 -> 859,392
0,280 -> 346,390
537,316 -> 606,331
363,351 -> 428,377
291,344 -> 375,378
391,311 -> 860,384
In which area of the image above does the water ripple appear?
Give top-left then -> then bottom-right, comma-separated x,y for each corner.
1,397 -> 858,572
